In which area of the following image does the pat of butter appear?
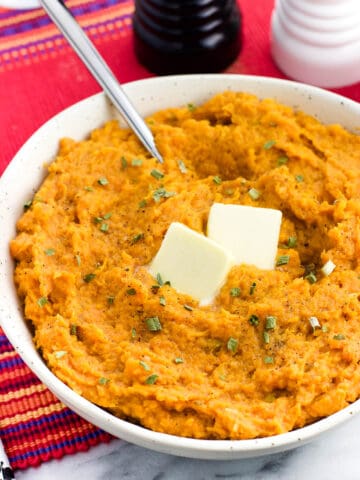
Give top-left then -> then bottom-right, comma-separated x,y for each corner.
207,203 -> 282,270
149,222 -> 234,305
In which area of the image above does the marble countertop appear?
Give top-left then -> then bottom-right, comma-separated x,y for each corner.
15,413 -> 360,479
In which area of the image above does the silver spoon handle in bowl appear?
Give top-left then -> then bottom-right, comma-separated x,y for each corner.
39,0 -> 163,163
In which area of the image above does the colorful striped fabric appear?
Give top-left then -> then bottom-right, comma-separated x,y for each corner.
0,327 -> 112,470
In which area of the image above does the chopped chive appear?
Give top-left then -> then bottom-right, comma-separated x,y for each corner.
139,361 -> 150,371
264,356 -> 274,364
98,377 -> 109,385
131,158 -> 143,167
213,176 -> 222,185
150,169 -> 165,180
84,186 -> 94,192
178,160 -> 187,174
145,316 -> 162,332
277,155 -> 288,166
227,337 -> 238,354
23,199 -> 33,210
183,304 -> 193,311
287,236 -> 297,248
305,272 -> 317,284
321,325 -> 328,333
145,374 -> 159,384
187,103 -> 196,112
321,260 -> 336,276
131,327 -> 137,339
249,282 -> 257,295
98,177 -> 109,186
107,295 -> 115,304
75,254 -> 81,266
100,222 -> 109,233
94,216 -> 103,224
263,139 -> 276,150
131,233 -> 144,244
159,296 -> 166,306
103,212 -> 112,220
153,187 -> 176,202
309,316 -> 320,331
248,188 -> 261,200
37,296 -> 48,308
276,255 -> 290,266
265,316 -> 277,329
156,273 -> 164,286
44,248 -> 55,256
70,324 -> 78,336
263,331 -> 270,344
224,188 -> 234,196
138,199 -> 147,208
249,314 -> 259,326
295,174 -> 304,183
333,334 -> 345,340
174,357 -> 184,364
121,156 -> 128,169
83,273 -> 96,283
126,288 -> 136,296
54,350 -> 67,359
230,287 -> 241,297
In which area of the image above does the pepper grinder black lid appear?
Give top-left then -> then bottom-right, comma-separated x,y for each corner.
133,0 -> 242,75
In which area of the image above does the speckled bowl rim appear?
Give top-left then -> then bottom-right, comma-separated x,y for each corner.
1,74 -> 359,460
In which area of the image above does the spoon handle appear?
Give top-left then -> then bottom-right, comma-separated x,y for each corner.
39,0 -> 163,163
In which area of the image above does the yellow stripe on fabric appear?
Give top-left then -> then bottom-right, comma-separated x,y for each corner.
0,350 -> 18,361
0,383 -> 47,403
0,401 -> 65,428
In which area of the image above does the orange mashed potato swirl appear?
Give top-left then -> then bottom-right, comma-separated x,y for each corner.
10,92 -> 360,440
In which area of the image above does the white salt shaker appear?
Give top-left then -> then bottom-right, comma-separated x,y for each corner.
270,0 -> 360,88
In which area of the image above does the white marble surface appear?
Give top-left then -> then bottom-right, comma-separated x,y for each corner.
14,413 -> 360,480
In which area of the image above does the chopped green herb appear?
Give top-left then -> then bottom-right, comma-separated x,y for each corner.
145,374 -> 159,384
277,155 -> 288,166
248,188 -> 261,200
264,356 -> 274,364
159,296 -> 166,306
224,188 -> 234,196
131,158 -> 143,167
107,295 -> 115,304
321,325 -> 328,333
138,199 -> 147,208
230,287 -> 241,297
94,216 -> 103,224
131,233 -> 144,244
174,357 -> 184,364
227,337 -> 238,354
153,187 -> 176,202
139,361 -> 150,371
103,212 -> 112,220
54,350 -> 67,359
75,254 -> 81,266
156,273 -> 164,286
213,176 -> 222,185
145,316 -> 162,332
333,334 -> 345,341
131,327 -> 137,339
84,186 -> 94,192
98,177 -> 109,186
37,296 -> 48,308
263,331 -> 270,344
121,156 -> 128,169
44,248 -> 55,256
98,377 -> 109,385
70,324 -> 78,336
321,260 -> 336,276
100,222 -> 109,233
295,174 -> 304,183
23,200 -> 33,210
126,288 -> 136,296
309,316 -> 320,331
265,316 -> 277,329
83,273 -> 96,283
249,314 -> 259,326
305,272 -> 317,284
178,160 -> 187,174
249,282 -> 257,295
183,304 -> 193,311
276,255 -> 290,266
187,103 -> 196,112
287,236 -> 297,248
150,169 -> 165,180
263,139 -> 276,150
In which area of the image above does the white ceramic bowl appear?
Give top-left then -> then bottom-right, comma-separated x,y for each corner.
0,74 -> 359,460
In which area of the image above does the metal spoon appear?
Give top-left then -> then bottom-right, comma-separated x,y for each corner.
39,0 -> 163,163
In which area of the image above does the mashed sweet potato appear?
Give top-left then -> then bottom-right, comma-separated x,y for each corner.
10,92 -> 360,439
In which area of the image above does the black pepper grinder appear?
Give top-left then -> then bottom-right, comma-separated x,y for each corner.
133,0 -> 242,75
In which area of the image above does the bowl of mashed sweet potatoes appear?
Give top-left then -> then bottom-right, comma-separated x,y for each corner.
0,74 -> 359,459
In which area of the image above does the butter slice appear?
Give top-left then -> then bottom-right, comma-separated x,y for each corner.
207,203 -> 282,270
149,222 -> 234,305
